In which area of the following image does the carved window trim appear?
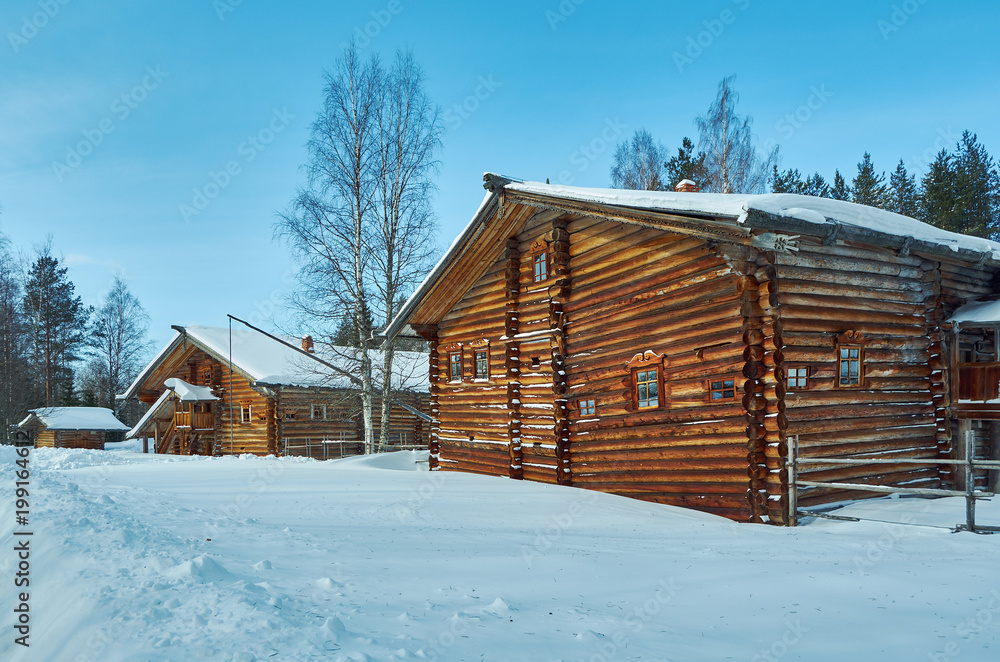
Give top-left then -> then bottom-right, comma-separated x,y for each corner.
531,239 -> 549,283
834,331 -> 867,389
627,351 -> 666,410
472,339 -> 490,381
311,404 -> 327,421
240,402 -> 252,424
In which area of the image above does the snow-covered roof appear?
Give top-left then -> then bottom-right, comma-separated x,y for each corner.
18,407 -> 130,431
126,390 -> 173,439
120,324 -> 429,401
384,176 -> 1000,341
949,299 -> 1000,326
165,378 -> 219,402
506,181 -> 1000,258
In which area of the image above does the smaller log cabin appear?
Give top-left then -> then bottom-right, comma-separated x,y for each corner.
17,407 -> 130,450
118,324 -> 430,458
384,173 -> 1000,524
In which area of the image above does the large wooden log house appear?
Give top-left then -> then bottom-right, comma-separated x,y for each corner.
17,407 -> 130,450
118,324 -> 430,458
384,174 -> 1000,524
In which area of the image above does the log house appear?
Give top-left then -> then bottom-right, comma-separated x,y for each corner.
118,325 -> 430,458
383,174 -> 1000,524
17,407 -> 130,450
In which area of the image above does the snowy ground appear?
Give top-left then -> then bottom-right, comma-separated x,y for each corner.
2,447 -> 999,661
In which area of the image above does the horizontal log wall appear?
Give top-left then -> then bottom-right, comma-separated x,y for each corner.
435,209 -> 560,479
768,239 -> 944,509
564,218 -> 751,520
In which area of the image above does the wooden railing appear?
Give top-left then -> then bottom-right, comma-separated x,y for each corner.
958,362 -> 1000,402
174,411 -> 214,430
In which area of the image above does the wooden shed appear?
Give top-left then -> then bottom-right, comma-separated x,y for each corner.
18,407 -> 130,450
118,324 -> 430,458
383,173 -> 1000,524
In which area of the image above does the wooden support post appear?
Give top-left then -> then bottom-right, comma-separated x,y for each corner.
965,427 -> 976,533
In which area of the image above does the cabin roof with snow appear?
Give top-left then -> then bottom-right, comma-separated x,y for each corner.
119,324 -> 429,402
385,174 -> 1000,339
18,407 -> 130,432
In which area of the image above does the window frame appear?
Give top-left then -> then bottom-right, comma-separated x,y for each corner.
786,365 -> 810,390
708,377 -> 737,401
578,398 -> 597,417
634,366 -> 661,410
836,345 -> 864,388
531,239 -> 549,284
474,349 -> 489,380
240,402 -> 252,424
449,351 -> 463,382
311,404 -> 327,421
626,350 -> 667,412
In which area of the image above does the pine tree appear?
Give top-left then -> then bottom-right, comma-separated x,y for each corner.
954,131 -> 1000,239
22,247 -> 91,406
830,170 -> 851,201
803,173 -> 830,198
665,137 -> 707,190
851,152 -> 889,208
919,149 -> 961,232
771,166 -> 803,193
888,159 -> 919,217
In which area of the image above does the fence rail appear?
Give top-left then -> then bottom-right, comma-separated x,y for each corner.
790,431 -> 998,533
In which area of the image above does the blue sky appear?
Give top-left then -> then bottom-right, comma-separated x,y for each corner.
1,0 -> 998,349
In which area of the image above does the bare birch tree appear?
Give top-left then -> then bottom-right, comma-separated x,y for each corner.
371,51 -> 441,449
83,276 -> 152,409
280,44 -> 441,454
610,129 -> 668,191
695,76 -> 778,194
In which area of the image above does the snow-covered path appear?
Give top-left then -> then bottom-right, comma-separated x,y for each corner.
2,447 -> 999,661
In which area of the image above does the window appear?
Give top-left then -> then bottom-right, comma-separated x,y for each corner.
202,367 -> 212,385
635,368 -> 660,409
579,399 -> 596,416
311,404 -> 327,420
240,403 -> 252,424
787,366 -> 809,389
449,352 -> 462,381
475,349 -> 489,379
838,346 -> 863,387
710,378 -> 736,400
533,251 -> 548,283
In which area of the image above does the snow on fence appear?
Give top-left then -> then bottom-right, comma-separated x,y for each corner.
789,430 -> 1000,533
